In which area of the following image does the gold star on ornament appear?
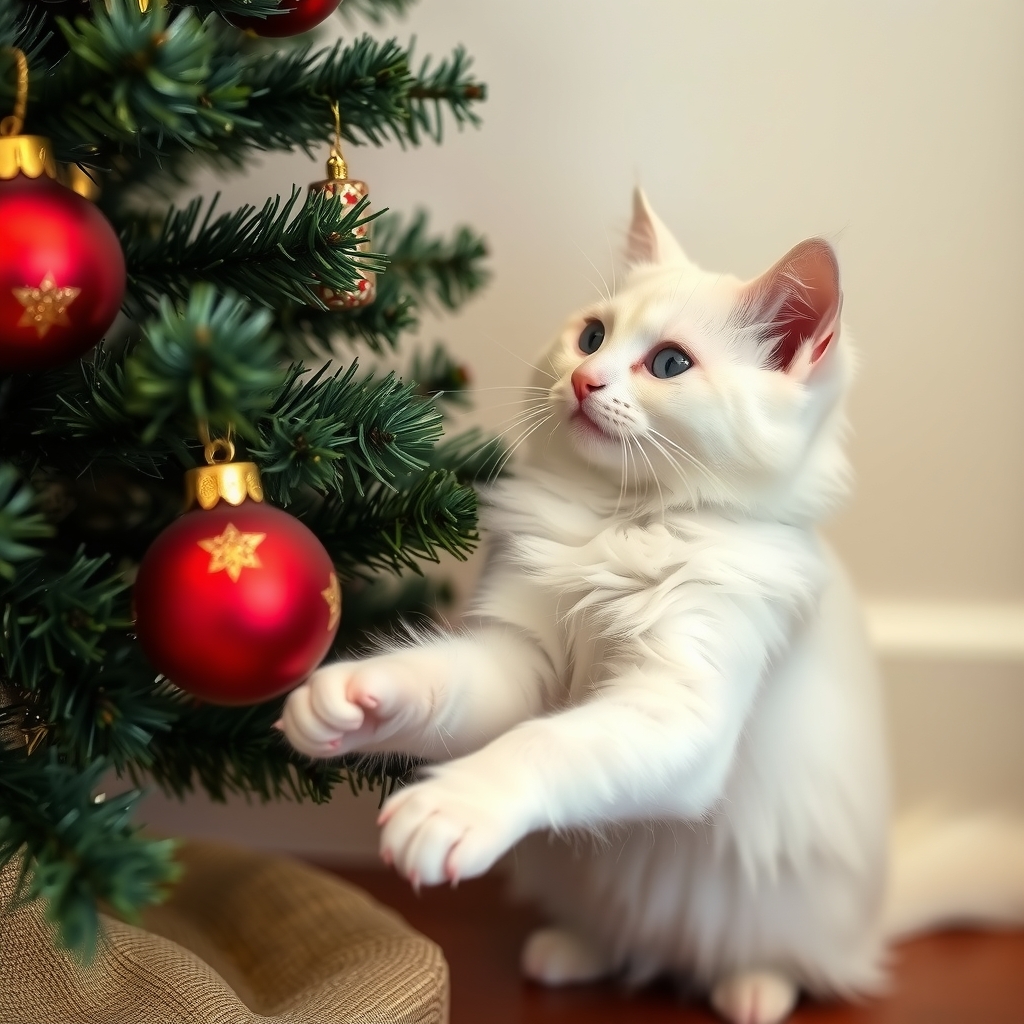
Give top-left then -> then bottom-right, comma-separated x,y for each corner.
322,572 -> 341,631
12,272 -> 81,338
197,523 -> 266,582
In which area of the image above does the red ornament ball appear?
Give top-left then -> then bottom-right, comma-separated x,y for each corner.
0,174 -> 126,372
226,0 -> 340,37
134,499 -> 341,705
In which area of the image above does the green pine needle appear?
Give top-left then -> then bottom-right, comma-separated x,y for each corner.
122,188 -> 386,318
125,285 -> 284,442
0,465 -> 52,582
0,749 -> 179,964
0,0 -> 493,960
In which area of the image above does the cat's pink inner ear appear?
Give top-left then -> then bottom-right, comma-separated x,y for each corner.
746,239 -> 841,372
626,188 -> 688,266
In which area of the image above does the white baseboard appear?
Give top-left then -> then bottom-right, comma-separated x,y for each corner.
863,601 -> 1024,661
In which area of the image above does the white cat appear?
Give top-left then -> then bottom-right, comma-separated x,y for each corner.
282,192 -> 1024,1024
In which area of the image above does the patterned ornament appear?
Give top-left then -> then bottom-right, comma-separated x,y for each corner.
0,50 -> 125,371
226,0 -> 341,38
308,104 -> 376,310
0,682 -> 51,755
133,450 -> 341,706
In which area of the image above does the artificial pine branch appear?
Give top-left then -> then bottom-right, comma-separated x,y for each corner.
121,190 -> 385,318
139,698 -> 347,802
47,641 -> 179,774
124,285 -> 285,441
410,343 -> 472,409
7,2 -> 485,168
0,465 -> 53,581
426,429 -> 507,484
0,3 -> 48,70
276,275 -> 418,355
0,549 -> 129,692
275,213 -> 489,355
140,696 -> 409,807
405,46 -> 485,143
250,362 -> 444,503
0,0 -> 494,960
41,3 -> 253,160
0,748 -> 179,962
338,0 -> 419,25
35,347 -> 191,476
334,574 -> 448,654
377,211 -> 490,309
303,468 -> 478,577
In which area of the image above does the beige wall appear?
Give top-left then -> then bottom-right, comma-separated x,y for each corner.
141,0 -> 1024,858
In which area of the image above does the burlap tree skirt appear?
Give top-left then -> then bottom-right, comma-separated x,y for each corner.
0,841 -> 449,1024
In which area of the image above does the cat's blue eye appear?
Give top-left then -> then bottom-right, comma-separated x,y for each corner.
649,346 -> 693,379
578,320 -> 605,354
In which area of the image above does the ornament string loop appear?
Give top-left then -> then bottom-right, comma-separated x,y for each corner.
198,420 -> 236,465
0,47 -> 28,138
327,100 -> 348,180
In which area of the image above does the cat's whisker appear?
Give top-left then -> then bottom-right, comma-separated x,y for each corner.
493,413 -> 554,477
646,428 -> 742,505
488,340 -> 558,382
574,242 -> 613,302
642,433 -> 698,504
493,395 -> 552,423
486,396 -> 553,415
501,414 -> 554,473
469,387 -> 553,405
633,436 -> 667,521
496,406 -> 554,443
620,439 -> 632,515
628,437 -> 647,511
604,228 -> 618,296
469,385 -> 552,393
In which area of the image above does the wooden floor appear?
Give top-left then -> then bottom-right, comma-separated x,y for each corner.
337,868 -> 1024,1024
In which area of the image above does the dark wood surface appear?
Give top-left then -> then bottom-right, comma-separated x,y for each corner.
335,867 -> 1024,1024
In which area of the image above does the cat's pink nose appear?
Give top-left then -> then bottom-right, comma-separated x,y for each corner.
571,368 -> 605,403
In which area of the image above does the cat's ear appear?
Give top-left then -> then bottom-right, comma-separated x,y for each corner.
743,238 -> 841,375
626,188 -> 690,266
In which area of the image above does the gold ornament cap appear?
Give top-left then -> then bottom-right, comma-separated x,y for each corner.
0,135 -> 57,181
0,49 -> 56,182
184,432 -> 264,511
185,461 -> 265,511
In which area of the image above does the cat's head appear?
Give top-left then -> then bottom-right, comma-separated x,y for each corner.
528,190 -> 853,521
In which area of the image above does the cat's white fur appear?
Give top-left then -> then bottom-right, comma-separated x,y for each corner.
282,192 -> 1024,1024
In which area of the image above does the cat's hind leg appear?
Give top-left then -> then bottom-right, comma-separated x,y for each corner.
710,970 -> 798,1024
520,927 -> 611,986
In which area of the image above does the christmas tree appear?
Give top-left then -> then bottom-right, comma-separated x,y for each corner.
0,0 -> 493,958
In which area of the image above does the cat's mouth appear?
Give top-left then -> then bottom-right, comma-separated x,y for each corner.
570,406 -> 616,442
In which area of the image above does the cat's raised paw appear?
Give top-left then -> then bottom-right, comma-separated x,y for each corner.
378,770 -> 522,887
521,927 -> 610,986
710,971 -> 798,1024
280,657 -> 430,758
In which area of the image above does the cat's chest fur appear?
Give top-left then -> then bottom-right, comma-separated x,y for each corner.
477,470 -> 823,706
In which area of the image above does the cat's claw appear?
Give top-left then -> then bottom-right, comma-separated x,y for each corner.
378,772 -> 518,888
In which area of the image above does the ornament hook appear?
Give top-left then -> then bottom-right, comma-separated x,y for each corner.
198,419 -> 236,465
327,100 -> 348,180
186,422 -> 263,510
0,47 -> 28,138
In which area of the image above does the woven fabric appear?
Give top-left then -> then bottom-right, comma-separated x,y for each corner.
0,841 -> 449,1024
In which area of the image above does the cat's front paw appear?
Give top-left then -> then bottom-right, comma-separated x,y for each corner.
281,657 -> 431,758
378,769 -> 524,887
